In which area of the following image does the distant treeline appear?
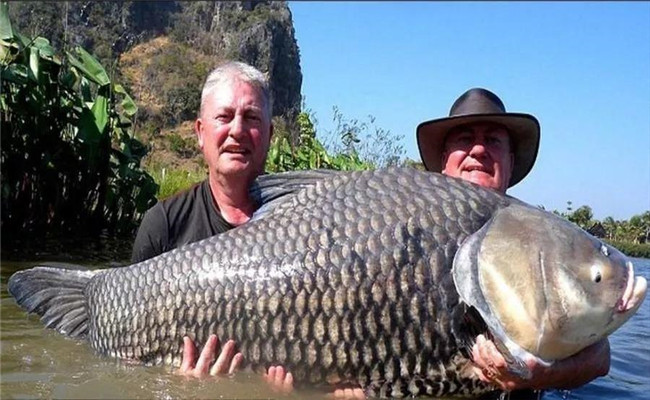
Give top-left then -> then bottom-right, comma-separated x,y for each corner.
552,202 -> 650,258
606,241 -> 650,259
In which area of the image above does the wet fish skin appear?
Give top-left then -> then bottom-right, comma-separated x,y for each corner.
10,167 -> 643,398
75,168 -> 505,397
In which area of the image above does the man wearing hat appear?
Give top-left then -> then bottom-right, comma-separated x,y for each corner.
258,88 -> 611,398
417,88 -> 611,391
417,87 -> 539,194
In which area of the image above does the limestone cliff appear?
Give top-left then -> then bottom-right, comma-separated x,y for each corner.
171,1 -> 302,120
7,1 -> 302,120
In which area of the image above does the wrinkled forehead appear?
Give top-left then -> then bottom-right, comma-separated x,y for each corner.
202,77 -> 270,115
210,77 -> 265,100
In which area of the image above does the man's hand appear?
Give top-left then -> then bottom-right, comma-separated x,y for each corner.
263,365 -> 366,399
471,334 -> 610,391
329,387 -> 366,399
264,365 -> 294,393
177,334 -> 243,377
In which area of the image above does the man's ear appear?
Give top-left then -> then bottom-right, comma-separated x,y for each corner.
195,118 -> 204,148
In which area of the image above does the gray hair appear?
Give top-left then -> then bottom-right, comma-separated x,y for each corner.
199,61 -> 272,119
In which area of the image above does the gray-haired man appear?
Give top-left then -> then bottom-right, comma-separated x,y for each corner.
131,61 -> 273,376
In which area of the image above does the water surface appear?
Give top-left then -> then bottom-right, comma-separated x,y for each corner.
1,239 -> 648,399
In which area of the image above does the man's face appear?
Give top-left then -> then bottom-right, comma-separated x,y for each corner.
195,78 -> 272,183
441,122 -> 514,193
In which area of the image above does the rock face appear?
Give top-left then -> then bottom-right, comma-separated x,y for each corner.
174,1 -> 302,120
7,1 -> 302,120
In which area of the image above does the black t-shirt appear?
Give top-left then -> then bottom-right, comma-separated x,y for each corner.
131,179 -> 234,263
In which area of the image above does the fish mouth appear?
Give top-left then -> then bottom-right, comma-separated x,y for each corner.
616,261 -> 647,313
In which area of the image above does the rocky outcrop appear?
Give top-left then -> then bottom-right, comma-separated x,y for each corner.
7,1 -> 302,121
172,1 -> 302,120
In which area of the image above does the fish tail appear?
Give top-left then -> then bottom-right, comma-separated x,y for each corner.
7,263 -> 98,339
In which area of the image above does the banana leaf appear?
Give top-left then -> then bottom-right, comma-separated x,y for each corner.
66,46 -> 110,87
0,2 -> 13,41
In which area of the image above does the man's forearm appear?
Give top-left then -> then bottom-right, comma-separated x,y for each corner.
532,339 -> 610,390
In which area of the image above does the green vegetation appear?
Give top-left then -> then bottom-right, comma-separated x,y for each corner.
265,109 -> 405,173
141,40 -> 211,126
6,1 -> 178,70
146,163 -> 205,201
322,106 -> 405,169
553,202 -> 650,258
606,241 -> 650,259
266,112 -> 371,172
166,133 -> 199,158
0,3 -> 157,237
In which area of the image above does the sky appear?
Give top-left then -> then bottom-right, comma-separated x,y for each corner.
288,1 -> 650,221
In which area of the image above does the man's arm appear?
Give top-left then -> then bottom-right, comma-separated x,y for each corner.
471,335 -> 610,391
254,336 -> 610,398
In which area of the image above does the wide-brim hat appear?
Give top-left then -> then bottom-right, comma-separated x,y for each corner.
416,88 -> 540,188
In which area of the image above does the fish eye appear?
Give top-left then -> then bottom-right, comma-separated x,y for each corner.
591,266 -> 603,283
600,244 -> 609,257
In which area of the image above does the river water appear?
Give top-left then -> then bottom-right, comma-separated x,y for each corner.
1,238 -> 649,399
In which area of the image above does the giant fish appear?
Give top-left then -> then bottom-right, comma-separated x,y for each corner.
8,167 -> 647,398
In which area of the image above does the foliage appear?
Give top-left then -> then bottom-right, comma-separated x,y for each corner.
166,133 -> 199,159
404,158 -> 426,170
0,3 -> 158,237
265,112 -> 376,173
554,201 -> 650,257
266,107 -> 406,173
605,240 -> 650,259
320,106 -> 406,169
565,203 -> 594,230
139,40 -> 211,126
145,163 -> 205,200
6,1 -> 177,68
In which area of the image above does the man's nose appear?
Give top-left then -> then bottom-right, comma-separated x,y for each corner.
228,115 -> 245,139
468,140 -> 487,157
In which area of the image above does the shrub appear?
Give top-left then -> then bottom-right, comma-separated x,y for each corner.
606,241 -> 650,259
166,133 -> 199,158
0,4 -> 158,236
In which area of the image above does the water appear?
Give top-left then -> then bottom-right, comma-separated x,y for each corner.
1,240 -> 649,399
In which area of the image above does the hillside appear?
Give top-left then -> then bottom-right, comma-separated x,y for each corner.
7,0 -> 303,176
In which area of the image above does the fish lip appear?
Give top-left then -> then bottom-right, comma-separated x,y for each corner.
617,261 -> 648,313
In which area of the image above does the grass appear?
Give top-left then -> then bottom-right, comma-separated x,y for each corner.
145,165 -> 206,200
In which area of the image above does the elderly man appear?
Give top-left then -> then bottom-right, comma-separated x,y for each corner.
416,87 -> 611,393
266,88 -> 611,398
131,60 -> 273,376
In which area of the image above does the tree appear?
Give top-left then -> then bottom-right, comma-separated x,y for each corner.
639,211 -> 650,243
567,205 -> 593,230
602,216 -> 618,240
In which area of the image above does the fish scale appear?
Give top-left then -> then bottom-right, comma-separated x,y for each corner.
76,168 -> 504,397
